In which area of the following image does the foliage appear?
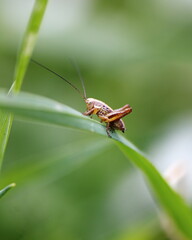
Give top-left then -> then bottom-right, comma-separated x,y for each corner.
1,0 -> 192,240
0,91 -> 192,238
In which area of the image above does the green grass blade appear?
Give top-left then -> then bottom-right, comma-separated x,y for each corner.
13,0 -> 48,92
0,91 -> 107,135
115,138 -> 192,239
0,91 -> 192,238
0,112 -> 13,166
0,0 -> 48,170
0,183 -> 16,199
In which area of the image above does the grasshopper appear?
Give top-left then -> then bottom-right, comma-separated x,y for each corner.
31,59 -> 132,137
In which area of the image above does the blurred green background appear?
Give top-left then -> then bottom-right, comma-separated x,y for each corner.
1,0 -> 192,239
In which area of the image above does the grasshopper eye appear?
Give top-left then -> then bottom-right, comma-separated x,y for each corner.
86,99 -> 94,109
88,102 -> 93,107
86,99 -> 92,105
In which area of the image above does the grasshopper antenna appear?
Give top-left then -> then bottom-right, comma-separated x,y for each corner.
69,58 -> 87,100
31,59 -> 86,100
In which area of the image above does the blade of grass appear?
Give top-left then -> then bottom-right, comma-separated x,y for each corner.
0,0 -> 48,170
0,112 -> 13,164
0,91 -> 106,135
0,183 -> 16,199
13,0 -> 48,92
115,138 -> 192,239
0,91 -> 192,238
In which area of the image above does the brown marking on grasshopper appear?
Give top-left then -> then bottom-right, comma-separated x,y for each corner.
31,59 -> 132,137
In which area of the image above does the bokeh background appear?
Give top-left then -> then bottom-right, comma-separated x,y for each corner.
1,0 -> 192,239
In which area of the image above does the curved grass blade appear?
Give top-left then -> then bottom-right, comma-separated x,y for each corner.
0,183 -> 16,199
0,112 -> 13,165
114,137 -> 192,239
0,91 -> 107,135
0,91 -> 192,238
0,0 -> 48,170
13,0 -> 48,92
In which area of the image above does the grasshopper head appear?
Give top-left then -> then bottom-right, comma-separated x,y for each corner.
85,98 -> 95,110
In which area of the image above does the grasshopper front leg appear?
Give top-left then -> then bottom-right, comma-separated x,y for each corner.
83,106 -> 101,120
83,108 -> 95,116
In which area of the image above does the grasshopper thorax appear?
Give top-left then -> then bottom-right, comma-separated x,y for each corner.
85,98 -> 111,111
